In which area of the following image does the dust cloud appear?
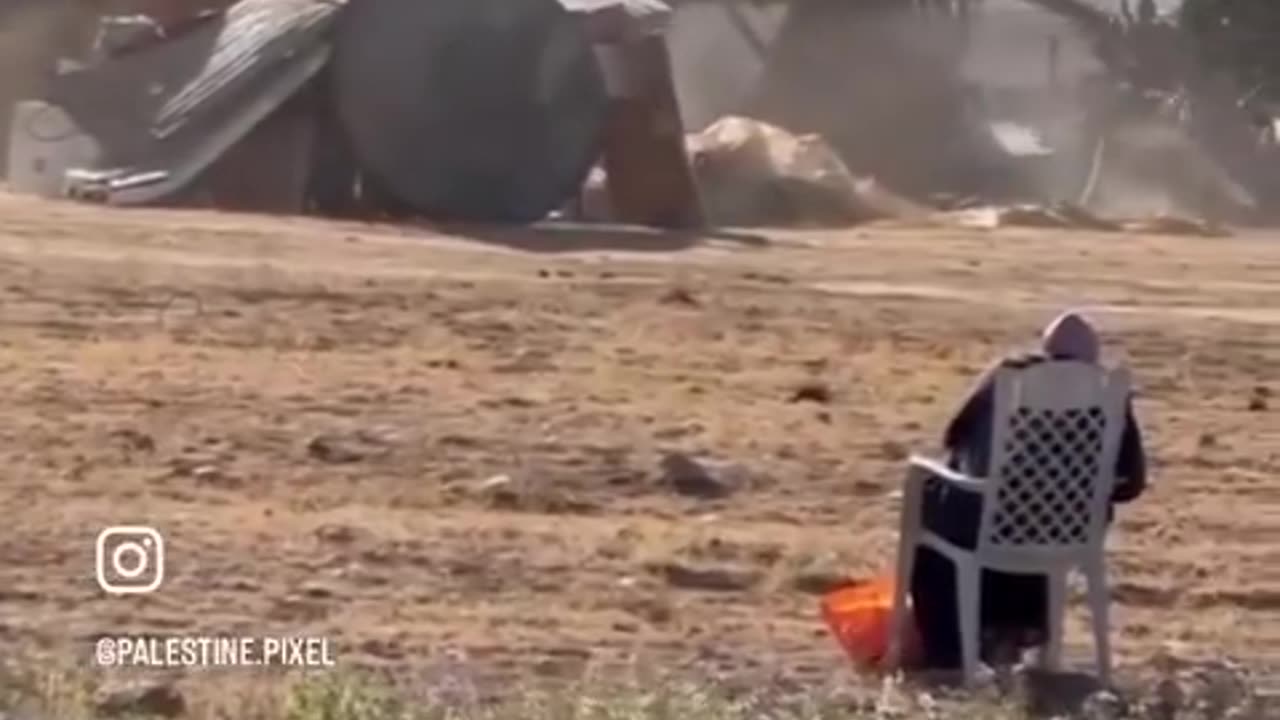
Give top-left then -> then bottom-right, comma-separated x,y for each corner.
662,0 -> 1265,221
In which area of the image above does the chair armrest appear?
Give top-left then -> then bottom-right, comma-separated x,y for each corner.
908,454 -> 986,493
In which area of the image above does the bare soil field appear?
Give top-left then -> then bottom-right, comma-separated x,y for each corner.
0,191 -> 1277,692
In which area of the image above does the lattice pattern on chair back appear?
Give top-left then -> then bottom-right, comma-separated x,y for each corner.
988,405 -> 1108,547
978,362 -> 1128,552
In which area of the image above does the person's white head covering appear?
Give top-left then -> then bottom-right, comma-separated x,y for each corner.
1041,311 -> 1100,362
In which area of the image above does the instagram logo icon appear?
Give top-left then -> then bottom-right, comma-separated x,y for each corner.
95,526 -> 165,595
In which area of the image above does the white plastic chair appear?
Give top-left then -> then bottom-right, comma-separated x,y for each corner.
885,361 -> 1131,685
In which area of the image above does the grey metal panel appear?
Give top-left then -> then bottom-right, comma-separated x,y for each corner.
560,0 -> 673,39
558,0 -> 670,17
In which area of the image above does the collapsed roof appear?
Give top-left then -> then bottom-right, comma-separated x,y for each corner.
47,0 -> 341,204
32,0 -> 670,222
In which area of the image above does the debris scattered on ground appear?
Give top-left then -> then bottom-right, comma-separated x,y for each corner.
942,203 -> 1121,231
1120,215 -> 1230,238
660,452 -> 747,499
937,201 -> 1233,237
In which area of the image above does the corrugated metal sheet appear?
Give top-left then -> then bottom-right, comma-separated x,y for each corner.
48,0 -> 341,168
154,0 -> 342,137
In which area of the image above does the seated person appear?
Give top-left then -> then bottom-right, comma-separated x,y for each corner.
910,311 -> 1148,669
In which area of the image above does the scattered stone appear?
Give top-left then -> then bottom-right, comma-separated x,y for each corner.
789,380 -> 832,404
1248,386 -> 1270,412
1079,689 -> 1127,720
789,551 -> 851,595
653,421 -> 705,440
191,464 -> 239,488
1015,669 -> 1105,719
620,595 -> 675,624
94,679 -> 186,718
306,430 -> 391,464
476,474 -> 520,509
741,271 -> 792,285
314,524 -> 361,544
879,440 -> 909,462
359,638 -> 405,660
660,452 -> 747,499
299,582 -> 335,600
653,561 -> 761,591
479,474 -> 513,490
658,287 -> 700,307
109,428 -> 156,454
1198,433 -> 1218,449
751,544 -> 785,565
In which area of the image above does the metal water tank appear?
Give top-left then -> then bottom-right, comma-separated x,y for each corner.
333,0 -> 610,223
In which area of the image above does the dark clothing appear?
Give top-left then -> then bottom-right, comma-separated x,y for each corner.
942,354 -> 1147,500
911,353 -> 1148,669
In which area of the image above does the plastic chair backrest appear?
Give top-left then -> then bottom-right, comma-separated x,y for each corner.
977,361 -> 1130,564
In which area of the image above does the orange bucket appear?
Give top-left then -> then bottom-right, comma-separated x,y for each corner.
820,573 -> 920,670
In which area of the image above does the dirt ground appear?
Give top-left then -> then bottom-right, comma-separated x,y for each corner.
0,191 -> 1277,691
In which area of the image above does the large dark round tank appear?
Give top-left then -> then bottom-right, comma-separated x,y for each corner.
332,0 -> 610,223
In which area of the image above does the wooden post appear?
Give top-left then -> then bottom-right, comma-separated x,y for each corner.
582,4 -> 704,229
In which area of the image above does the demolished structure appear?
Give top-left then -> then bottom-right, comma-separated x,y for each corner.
2,0 -> 702,226
3,0 -> 1279,227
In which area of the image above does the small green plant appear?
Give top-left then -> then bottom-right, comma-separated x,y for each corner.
284,671 -> 408,720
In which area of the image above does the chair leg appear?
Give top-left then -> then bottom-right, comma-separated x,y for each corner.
955,559 -> 982,684
1042,569 -> 1068,671
887,468 -> 925,670
886,536 -> 916,670
1085,558 -> 1112,685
